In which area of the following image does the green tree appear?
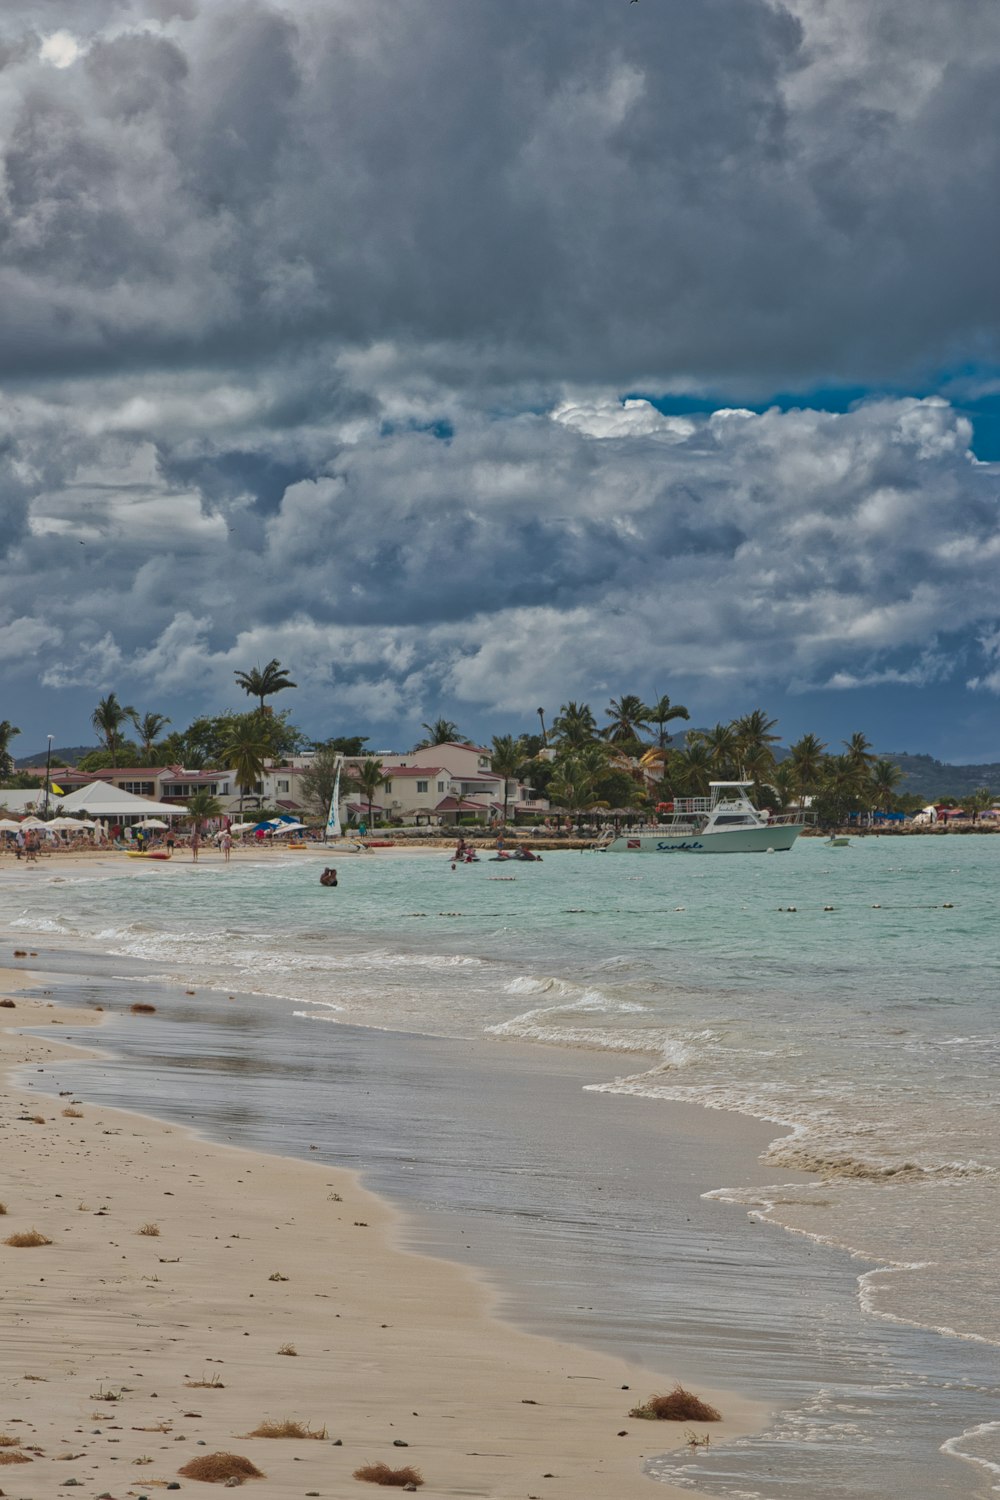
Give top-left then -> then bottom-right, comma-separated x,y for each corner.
184,789 -> 223,834
0,719 -> 20,781
670,742 -> 713,797
234,658 -> 297,712
417,718 -> 462,748
732,709 -> 780,773
350,758 -> 391,827
690,722 -> 739,776
78,745 -> 140,772
644,693 -> 690,748
127,710 -> 172,765
870,758 -> 904,810
789,733 -> 827,809
548,747 -> 609,819
91,693 -> 136,767
812,755 -> 870,827
313,735 -> 370,757
490,734 -> 527,823
551,701 -> 598,749
962,786 -> 995,824
602,695 -> 650,745
221,722 -> 270,817
844,731 -> 878,772
299,746 -> 344,819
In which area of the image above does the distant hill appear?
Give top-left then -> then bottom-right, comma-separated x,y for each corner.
15,745 -> 96,769
878,752 -> 1000,800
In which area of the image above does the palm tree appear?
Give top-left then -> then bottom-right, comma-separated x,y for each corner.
691,722 -> 739,776
963,786 -> 995,824
221,723 -> 270,817
418,718 -> 462,747
185,789 -> 222,834
91,693 -> 135,767
844,731 -> 878,772
547,749 -> 609,820
789,733 -> 826,804
644,693 -> 690,748
351,757 -> 391,827
602,695 -> 650,744
670,742 -> 713,798
551,701 -> 598,749
490,734 -> 526,823
128,710 -> 171,765
733,709 -> 780,768
870,758 -> 904,810
816,755 -> 870,827
234,658 -> 297,712
0,719 -> 20,781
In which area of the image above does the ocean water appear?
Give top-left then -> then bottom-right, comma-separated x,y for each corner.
3,836 -> 999,1496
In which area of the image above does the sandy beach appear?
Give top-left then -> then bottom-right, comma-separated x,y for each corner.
0,967 -> 767,1499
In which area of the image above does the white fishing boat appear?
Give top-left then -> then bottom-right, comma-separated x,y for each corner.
595,782 -> 803,854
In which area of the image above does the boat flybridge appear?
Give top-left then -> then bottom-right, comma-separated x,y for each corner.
595,781 -> 804,854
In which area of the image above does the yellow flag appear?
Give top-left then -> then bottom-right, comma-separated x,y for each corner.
50,783 -> 65,796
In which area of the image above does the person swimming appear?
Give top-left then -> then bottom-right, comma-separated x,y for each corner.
319,867 -> 338,887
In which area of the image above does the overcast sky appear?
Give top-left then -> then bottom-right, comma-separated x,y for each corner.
2,0 -> 999,762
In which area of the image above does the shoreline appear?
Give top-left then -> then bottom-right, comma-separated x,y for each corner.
0,966 -> 770,1498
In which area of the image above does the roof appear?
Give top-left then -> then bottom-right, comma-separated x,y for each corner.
58,784 -> 186,816
435,796 -> 492,813
384,766 -> 446,779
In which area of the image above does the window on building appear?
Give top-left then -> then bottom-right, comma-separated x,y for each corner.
437,780 -> 446,792
278,779 -> 290,793
120,781 -> 155,796
416,780 -> 428,793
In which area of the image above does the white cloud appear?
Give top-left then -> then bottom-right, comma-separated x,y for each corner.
39,31 -> 81,68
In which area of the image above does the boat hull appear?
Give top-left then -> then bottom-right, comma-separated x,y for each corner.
602,824 -> 803,853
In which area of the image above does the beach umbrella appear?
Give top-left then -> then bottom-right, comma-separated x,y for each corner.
135,818 -> 169,830
47,817 -> 92,830
0,817 -> 21,831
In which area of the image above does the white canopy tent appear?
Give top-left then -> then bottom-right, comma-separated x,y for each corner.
57,784 -> 185,819
47,817 -> 97,830
0,817 -> 22,831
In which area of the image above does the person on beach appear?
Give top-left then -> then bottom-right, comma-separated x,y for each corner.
191,829 -> 200,862
166,828 -> 175,854
221,831 -> 232,863
320,867 -> 338,886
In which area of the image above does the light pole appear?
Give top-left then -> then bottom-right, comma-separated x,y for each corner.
43,735 -> 53,818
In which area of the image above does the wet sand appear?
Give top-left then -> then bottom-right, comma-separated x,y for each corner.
0,967 -> 768,1498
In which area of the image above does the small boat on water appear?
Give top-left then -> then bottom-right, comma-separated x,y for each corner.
594,782 -> 803,854
825,836 -> 851,847
126,850 -> 171,860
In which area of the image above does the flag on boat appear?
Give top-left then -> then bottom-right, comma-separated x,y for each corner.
325,759 -> 343,840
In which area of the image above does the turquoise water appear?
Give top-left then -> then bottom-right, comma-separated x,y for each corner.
4,835 -> 999,1494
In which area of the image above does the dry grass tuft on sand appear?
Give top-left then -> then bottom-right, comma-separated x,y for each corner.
0,1450 -> 33,1465
244,1418 -> 327,1439
186,1373 -> 225,1388
276,1343 -> 298,1356
0,1435 -> 21,1446
0,998 -> 16,1008
62,1106 -> 84,1117
137,1222 -> 161,1236
4,1229 -> 52,1247
130,1002 -> 157,1014
28,1114 -> 46,1124
353,1461 -> 424,1486
629,1386 -> 722,1422
178,1451 -> 265,1483
0,1201 -> 6,1214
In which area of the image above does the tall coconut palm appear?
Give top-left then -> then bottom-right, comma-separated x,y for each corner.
670,742 -> 713,798
963,786 -> 995,823
691,722 -> 739,776
418,718 -> 461,747
547,747 -> 609,819
351,757 -> 391,827
817,755 -> 870,826
844,731 -> 878,771
91,693 -> 135,767
732,709 -> 780,767
602,695 -> 650,744
551,701 -> 598,750
789,733 -> 827,807
234,658 -> 297,712
128,710 -> 171,765
870,758 -> 904,810
490,734 -> 526,823
0,719 -> 20,780
221,722 -> 270,817
644,693 -> 690,748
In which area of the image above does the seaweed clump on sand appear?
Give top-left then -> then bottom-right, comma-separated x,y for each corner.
177,1451 -> 265,1482
629,1385 -> 722,1422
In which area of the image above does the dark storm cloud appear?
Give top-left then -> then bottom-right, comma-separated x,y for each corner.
2,0 -> 1000,387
